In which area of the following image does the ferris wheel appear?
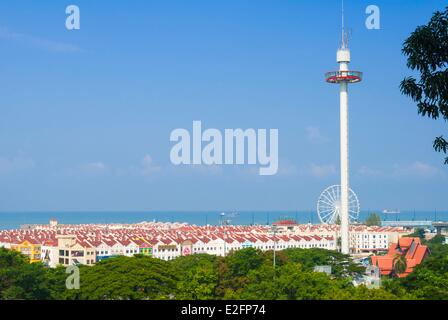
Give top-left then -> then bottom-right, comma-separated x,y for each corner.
317,185 -> 360,224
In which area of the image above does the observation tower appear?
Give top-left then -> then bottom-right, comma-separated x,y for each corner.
325,4 -> 362,254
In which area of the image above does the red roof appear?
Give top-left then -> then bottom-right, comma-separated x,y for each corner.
272,220 -> 297,226
371,237 -> 429,277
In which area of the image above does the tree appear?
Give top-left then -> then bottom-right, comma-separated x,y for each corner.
350,285 -> 409,300
217,248 -> 265,297
282,248 -> 364,278
274,263 -> 349,300
4,243 -> 448,300
0,248 -> 52,300
173,254 -> 219,300
224,248 -> 264,279
404,228 -> 426,241
335,215 -> 341,225
365,212 -> 382,226
428,234 -> 446,245
393,254 -> 408,276
389,244 -> 448,300
400,7 -> 448,164
236,264 -> 279,300
65,255 -> 179,300
235,262 -> 357,300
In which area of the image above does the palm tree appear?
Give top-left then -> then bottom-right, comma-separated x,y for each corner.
393,254 -> 407,276
335,215 -> 341,225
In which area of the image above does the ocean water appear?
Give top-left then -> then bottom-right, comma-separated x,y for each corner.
0,210 -> 446,230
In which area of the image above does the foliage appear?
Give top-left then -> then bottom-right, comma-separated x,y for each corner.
403,228 -> 426,241
335,215 -> 341,225
387,240 -> 448,300
349,285 -> 411,300
217,247 -> 265,297
282,248 -> 365,277
225,248 -> 264,278
173,254 -> 219,300
400,6 -> 448,164
64,255 -> 179,300
427,234 -> 446,245
1,244 -> 447,300
392,254 -> 407,276
0,248 -> 52,300
365,213 -> 382,227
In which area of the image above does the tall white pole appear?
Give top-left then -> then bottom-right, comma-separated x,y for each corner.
340,81 -> 350,255
340,0 -> 349,254
338,52 -> 350,255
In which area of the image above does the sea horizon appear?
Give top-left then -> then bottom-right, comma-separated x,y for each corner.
0,210 -> 447,230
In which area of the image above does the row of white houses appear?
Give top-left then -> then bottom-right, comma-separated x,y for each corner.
1,221 -> 409,267
1,224 -> 336,267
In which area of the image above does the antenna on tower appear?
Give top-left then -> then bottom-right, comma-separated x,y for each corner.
340,0 -> 348,49
342,0 -> 345,34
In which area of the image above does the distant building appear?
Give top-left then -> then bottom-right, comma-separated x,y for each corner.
49,219 -> 58,228
272,220 -> 298,233
11,239 -> 41,263
132,238 -> 153,257
41,239 -> 59,267
353,265 -> 381,288
56,235 -> 96,266
313,265 -> 332,275
364,265 -> 382,288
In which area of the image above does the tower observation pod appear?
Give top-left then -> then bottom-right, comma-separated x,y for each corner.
325,9 -> 363,254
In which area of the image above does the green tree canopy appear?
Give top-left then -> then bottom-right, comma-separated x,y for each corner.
65,255 -> 179,300
1,245 -> 447,300
224,248 -> 264,278
282,248 -> 364,278
172,254 -> 219,300
393,254 -> 408,276
400,6 -> 448,164
404,228 -> 426,241
365,213 -> 382,227
389,244 -> 448,300
428,234 -> 446,245
0,248 -> 52,300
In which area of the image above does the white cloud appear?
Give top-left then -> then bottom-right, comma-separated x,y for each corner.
393,161 -> 441,177
276,159 -> 299,177
308,163 -> 336,178
357,166 -> 382,177
235,159 -> 298,178
0,27 -> 82,53
168,163 -> 223,177
80,162 -> 109,175
0,156 -> 35,175
306,126 -> 329,144
74,156 -> 161,178
191,165 -> 223,176
138,155 -> 161,176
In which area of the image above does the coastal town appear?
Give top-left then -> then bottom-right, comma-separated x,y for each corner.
0,218 -> 413,269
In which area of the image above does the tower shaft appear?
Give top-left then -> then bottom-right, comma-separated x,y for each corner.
340,80 -> 350,254
339,5 -> 349,255
335,52 -> 351,255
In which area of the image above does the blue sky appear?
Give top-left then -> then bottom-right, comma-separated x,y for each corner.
0,0 -> 446,212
